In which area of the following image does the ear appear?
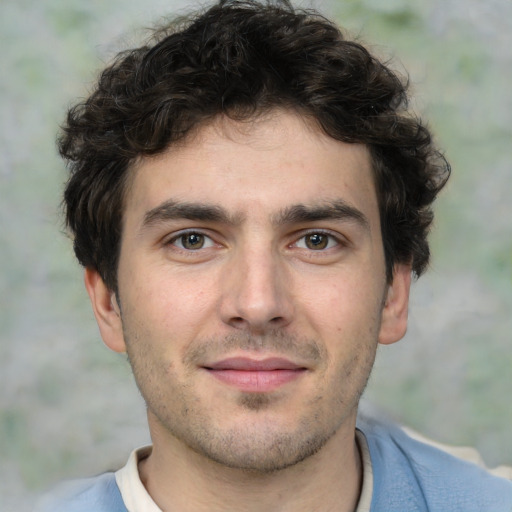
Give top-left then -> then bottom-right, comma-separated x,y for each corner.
84,268 -> 127,353
378,264 -> 412,345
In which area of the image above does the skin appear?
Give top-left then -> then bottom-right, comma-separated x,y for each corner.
85,110 -> 411,512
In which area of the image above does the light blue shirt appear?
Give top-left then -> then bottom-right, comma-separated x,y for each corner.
358,414 -> 512,511
36,415 -> 512,511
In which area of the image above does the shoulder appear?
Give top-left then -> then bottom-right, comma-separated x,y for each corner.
35,472 -> 127,512
357,413 -> 512,512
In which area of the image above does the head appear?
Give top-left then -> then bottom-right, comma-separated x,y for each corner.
61,0 -> 450,295
60,0 -> 450,473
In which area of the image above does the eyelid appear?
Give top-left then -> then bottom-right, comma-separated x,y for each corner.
291,229 -> 347,250
166,229 -> 217,250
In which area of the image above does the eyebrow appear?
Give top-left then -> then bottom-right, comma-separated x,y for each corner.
140,198 -> 370,232
273,200 -> 370,231
141,200 -> 241,231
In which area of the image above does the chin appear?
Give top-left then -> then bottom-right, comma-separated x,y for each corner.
183,413 -> 338,474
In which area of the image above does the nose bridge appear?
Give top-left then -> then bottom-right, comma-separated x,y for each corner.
220,236 -> 292,332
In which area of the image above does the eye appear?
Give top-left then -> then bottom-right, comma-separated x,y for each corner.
295,232 -> 339,251
170,231 -> 215,250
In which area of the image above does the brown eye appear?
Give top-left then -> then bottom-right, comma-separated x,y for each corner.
305,233 -> 329,250
172,232 -> 214,250
181,233 -> 204,249
291,230 -> 345,264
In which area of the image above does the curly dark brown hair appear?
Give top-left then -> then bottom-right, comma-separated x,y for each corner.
60,0 -> 450,292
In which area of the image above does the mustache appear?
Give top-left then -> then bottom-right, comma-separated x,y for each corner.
183,331 -> 325,368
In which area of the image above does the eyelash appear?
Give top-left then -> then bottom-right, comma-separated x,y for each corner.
165,229 -> 344,253
292,230 -> 344,252
166,230 -> 216,251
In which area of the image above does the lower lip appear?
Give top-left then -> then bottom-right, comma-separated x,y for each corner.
206,369 -> 305,392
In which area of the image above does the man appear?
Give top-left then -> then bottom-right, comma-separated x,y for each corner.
40,0 -> 512,510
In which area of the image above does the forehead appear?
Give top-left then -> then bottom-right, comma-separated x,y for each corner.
124,111 -> 378,226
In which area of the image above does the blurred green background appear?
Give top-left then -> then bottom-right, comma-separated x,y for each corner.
1,0 -> 511,509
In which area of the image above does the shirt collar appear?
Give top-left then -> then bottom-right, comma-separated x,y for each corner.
115,436 -> 373,512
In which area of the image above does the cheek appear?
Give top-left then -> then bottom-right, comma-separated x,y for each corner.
121,264 -> 219,342
299,270 -> 383,334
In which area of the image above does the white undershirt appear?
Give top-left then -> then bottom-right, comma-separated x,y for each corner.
115,446 -> 159,512
115,431 -> 374,512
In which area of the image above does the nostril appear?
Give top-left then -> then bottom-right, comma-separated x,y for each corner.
230,317 -> 247,329
227,315 -> 286,333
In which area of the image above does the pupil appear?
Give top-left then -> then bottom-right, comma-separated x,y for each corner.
307,233 -> 328,250
183,233 -> 203,249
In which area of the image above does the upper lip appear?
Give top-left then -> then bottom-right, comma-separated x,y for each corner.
205,357 -> 305,371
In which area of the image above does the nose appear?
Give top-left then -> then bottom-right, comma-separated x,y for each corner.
219,245 -> 294,334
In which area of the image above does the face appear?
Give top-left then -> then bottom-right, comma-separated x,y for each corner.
87,110 -> 410,473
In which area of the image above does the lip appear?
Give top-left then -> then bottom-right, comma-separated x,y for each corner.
203,357 -> 307,392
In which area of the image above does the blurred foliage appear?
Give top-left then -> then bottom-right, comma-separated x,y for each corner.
1,0 -> 511,508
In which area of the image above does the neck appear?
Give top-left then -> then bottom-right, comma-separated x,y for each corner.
139,416 -> 363,512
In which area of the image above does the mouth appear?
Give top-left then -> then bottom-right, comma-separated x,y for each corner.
203,357 -> 307,392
